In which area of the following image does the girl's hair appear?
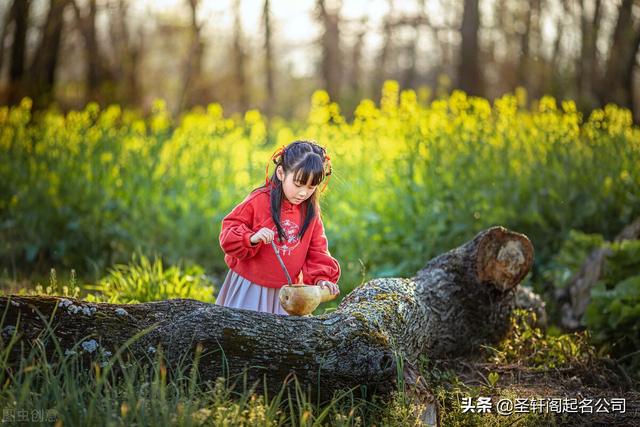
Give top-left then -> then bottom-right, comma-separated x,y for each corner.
254,140 -> 331,243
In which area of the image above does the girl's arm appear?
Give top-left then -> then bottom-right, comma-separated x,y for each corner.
219,200 -> 262,260
301,214 -> 341,286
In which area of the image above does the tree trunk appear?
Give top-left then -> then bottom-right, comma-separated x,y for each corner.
630,29 -> 640,123
317,0 -> 342,101
543,0 -> 566,98
0,1 -> 14,74
0,227 -> 535,426
231,0 -> 248,113
517,0 -> 532,94
6,0 -> 30,105
402,29 -> 418,90
28,0 -> 67,108
598,0 -> 640,115
107,0 -> 142,107
374,0 -> 394,98
262,0 -> 275,117
72,0 -> 113,104
179,0 -> 205,112
458,0 -> 482,97
578,0 -> 602,108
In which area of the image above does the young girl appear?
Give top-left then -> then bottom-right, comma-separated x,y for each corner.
216,140 -> 340,315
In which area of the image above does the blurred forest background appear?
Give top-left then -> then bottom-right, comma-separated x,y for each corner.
2,0 -> 640,121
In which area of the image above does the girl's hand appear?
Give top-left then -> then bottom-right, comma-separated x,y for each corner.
250,227 -> 275,245
318,280 -> 340,295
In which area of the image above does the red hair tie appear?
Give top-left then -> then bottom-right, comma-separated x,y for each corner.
265,145 -> 286,185
321,154 -> 332,193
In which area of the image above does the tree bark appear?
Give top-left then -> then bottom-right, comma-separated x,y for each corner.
317,0 -> 342,102
179,0 -> 205,112
578,0 -> 602,109
262,0 -> 275,117
6,0 -> 30,105
107,0 -> 142,107
458,0 -> 483,97
517,1 -> 532,94
72,0 -> 113,104
0,1 -> 13,74
348,18 -> 366,99
598,0 -> 640,116
517,0 -> 541,99
232,0 -> 248,113
0,227 -> 534,426
28,0 -> 67,109
402,29 -> 418,90
374,0 -> 394,97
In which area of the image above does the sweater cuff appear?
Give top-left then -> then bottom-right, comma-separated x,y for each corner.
243,231 -> 259,248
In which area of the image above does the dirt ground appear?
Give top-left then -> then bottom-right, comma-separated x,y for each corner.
431,356 -> 640,426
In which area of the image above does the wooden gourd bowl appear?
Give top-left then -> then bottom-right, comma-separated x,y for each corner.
278,284 -> 337,316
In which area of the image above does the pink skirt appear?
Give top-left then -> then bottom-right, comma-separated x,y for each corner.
215,269 -> 290,316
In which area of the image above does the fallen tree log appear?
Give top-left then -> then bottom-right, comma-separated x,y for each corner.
0,226 -> 535,426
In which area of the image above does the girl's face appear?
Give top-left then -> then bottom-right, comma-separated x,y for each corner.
276,166 -> 318,205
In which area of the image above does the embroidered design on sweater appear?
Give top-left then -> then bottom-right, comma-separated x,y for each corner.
273,219 -> 300,255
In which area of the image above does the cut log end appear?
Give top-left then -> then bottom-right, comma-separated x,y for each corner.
476,227 -> 534,291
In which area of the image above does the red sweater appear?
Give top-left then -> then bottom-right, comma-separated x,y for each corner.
219,186 -> 341,289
